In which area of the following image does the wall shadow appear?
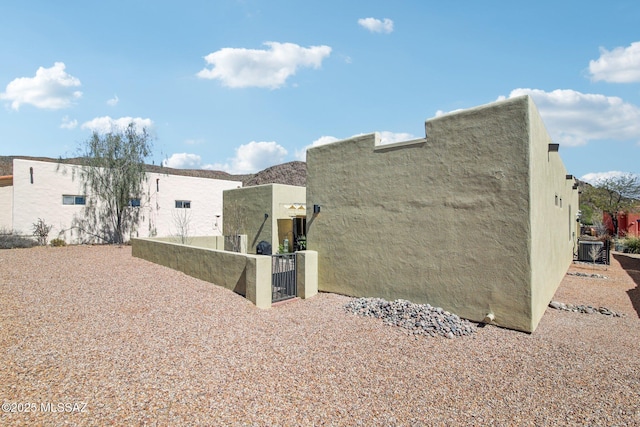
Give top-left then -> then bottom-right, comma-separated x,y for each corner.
233,267 -> 247,297
613,253 -> 640,318
250,217 -> 268,251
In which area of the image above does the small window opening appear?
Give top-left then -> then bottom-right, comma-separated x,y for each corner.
29,167 -> 34,184
63,195 -> 86,205
175,200 -> 191,209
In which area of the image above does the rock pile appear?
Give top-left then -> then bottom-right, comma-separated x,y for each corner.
566,272 -> 608,279
344,297 -> 477,338
549,301 -> 625,317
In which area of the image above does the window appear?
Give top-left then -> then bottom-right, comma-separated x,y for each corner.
129,198 -> 141,207
63,195 -> 86,205
175,200 -> 191,209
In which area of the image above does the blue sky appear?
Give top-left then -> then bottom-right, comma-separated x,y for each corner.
1,1 -> 639,183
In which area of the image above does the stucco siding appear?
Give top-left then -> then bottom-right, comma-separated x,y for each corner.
0,185 -> 13,230
10,159 -> 240,243
224,185 -> 274,253
307,96 -> 569,332
223,184 -> 305,253
528,97 -> 579,330
272,184 -> 306,251
12,160 -> 87,240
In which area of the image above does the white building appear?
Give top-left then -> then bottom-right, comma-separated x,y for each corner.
0,158 -> 241,243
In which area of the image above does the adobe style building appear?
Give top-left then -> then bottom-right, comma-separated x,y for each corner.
222,184 -> 306,254
0,158 -> 241,244
306,96 -> 579,332
604,211 -> 640,237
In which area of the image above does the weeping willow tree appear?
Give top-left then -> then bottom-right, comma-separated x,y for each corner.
74,123 -> 153,244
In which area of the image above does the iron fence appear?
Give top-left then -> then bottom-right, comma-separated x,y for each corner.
272,253 -> 297,302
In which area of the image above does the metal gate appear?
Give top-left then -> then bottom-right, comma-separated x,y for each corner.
272,253 -> 297,302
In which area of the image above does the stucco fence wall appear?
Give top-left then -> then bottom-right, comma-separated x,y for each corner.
131,237 -> 317,308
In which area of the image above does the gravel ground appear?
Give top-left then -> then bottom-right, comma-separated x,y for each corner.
1,245 -> 639,426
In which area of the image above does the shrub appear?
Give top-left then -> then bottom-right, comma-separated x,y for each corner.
623,236 -> 640,254
32,218 -> 53,246
50,238 -> 67,247
0,228 -> 38,249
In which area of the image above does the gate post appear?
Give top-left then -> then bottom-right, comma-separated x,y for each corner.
246,255 -> 272,309
296,250 -> 318,299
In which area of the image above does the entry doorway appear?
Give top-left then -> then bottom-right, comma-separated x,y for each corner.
277,216 -> 306,252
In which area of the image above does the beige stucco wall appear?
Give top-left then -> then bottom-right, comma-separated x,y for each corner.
307,95 -> 576,332
0,185 -> 12,230
10,159 -> 239,244
132,238 -> 318,308
131,238 -> 272,308
152,235 -> 225,250
223,184 -> 305,253
528,96 -> 580,330
224,185 -> 273,253
296,250 -> 318,299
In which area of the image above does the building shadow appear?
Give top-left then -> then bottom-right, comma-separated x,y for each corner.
613,253 -> 640,318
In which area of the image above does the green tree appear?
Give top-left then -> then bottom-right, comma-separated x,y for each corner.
589,173 -> 640,237
73,123 -> 153,244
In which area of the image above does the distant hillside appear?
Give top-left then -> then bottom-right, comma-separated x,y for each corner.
0,156 -> 306,187
244,161 -> 307,187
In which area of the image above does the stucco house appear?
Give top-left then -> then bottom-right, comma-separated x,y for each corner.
222,183 -> 306,254
0,158 -> 241,244
306,96 -> 579,332
604,211 -> 640,237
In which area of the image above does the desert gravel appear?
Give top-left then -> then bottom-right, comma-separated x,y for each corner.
1,245 -> 639,426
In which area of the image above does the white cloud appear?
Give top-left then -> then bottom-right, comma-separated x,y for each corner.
295,131 -> 416,160
435,108 -> 463,117
107,95 -> 119,106
164,142 -> 288,173
220,141 -> 288,173
163,153 -> 205,169
81,116 -> 154,134
60,116 -> 78,129
0,62 -> 82,110
580,171 -> 635,184
498,88 -> 640,146
197,41 -> 332,89
589,41 -> 640,83
310,135 -> 341,148
294,135 -> 340,160
378,131 -> 417,144
358,17 -> 394,34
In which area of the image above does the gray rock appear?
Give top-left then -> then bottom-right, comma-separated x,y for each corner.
344,297 -> 477,338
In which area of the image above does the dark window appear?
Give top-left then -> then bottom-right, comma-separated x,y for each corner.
130,198 -> 141,207
175,200 -> 191,209
63,195 -> 86,205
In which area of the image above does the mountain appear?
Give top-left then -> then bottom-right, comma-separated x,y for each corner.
0,156 -> 306,187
